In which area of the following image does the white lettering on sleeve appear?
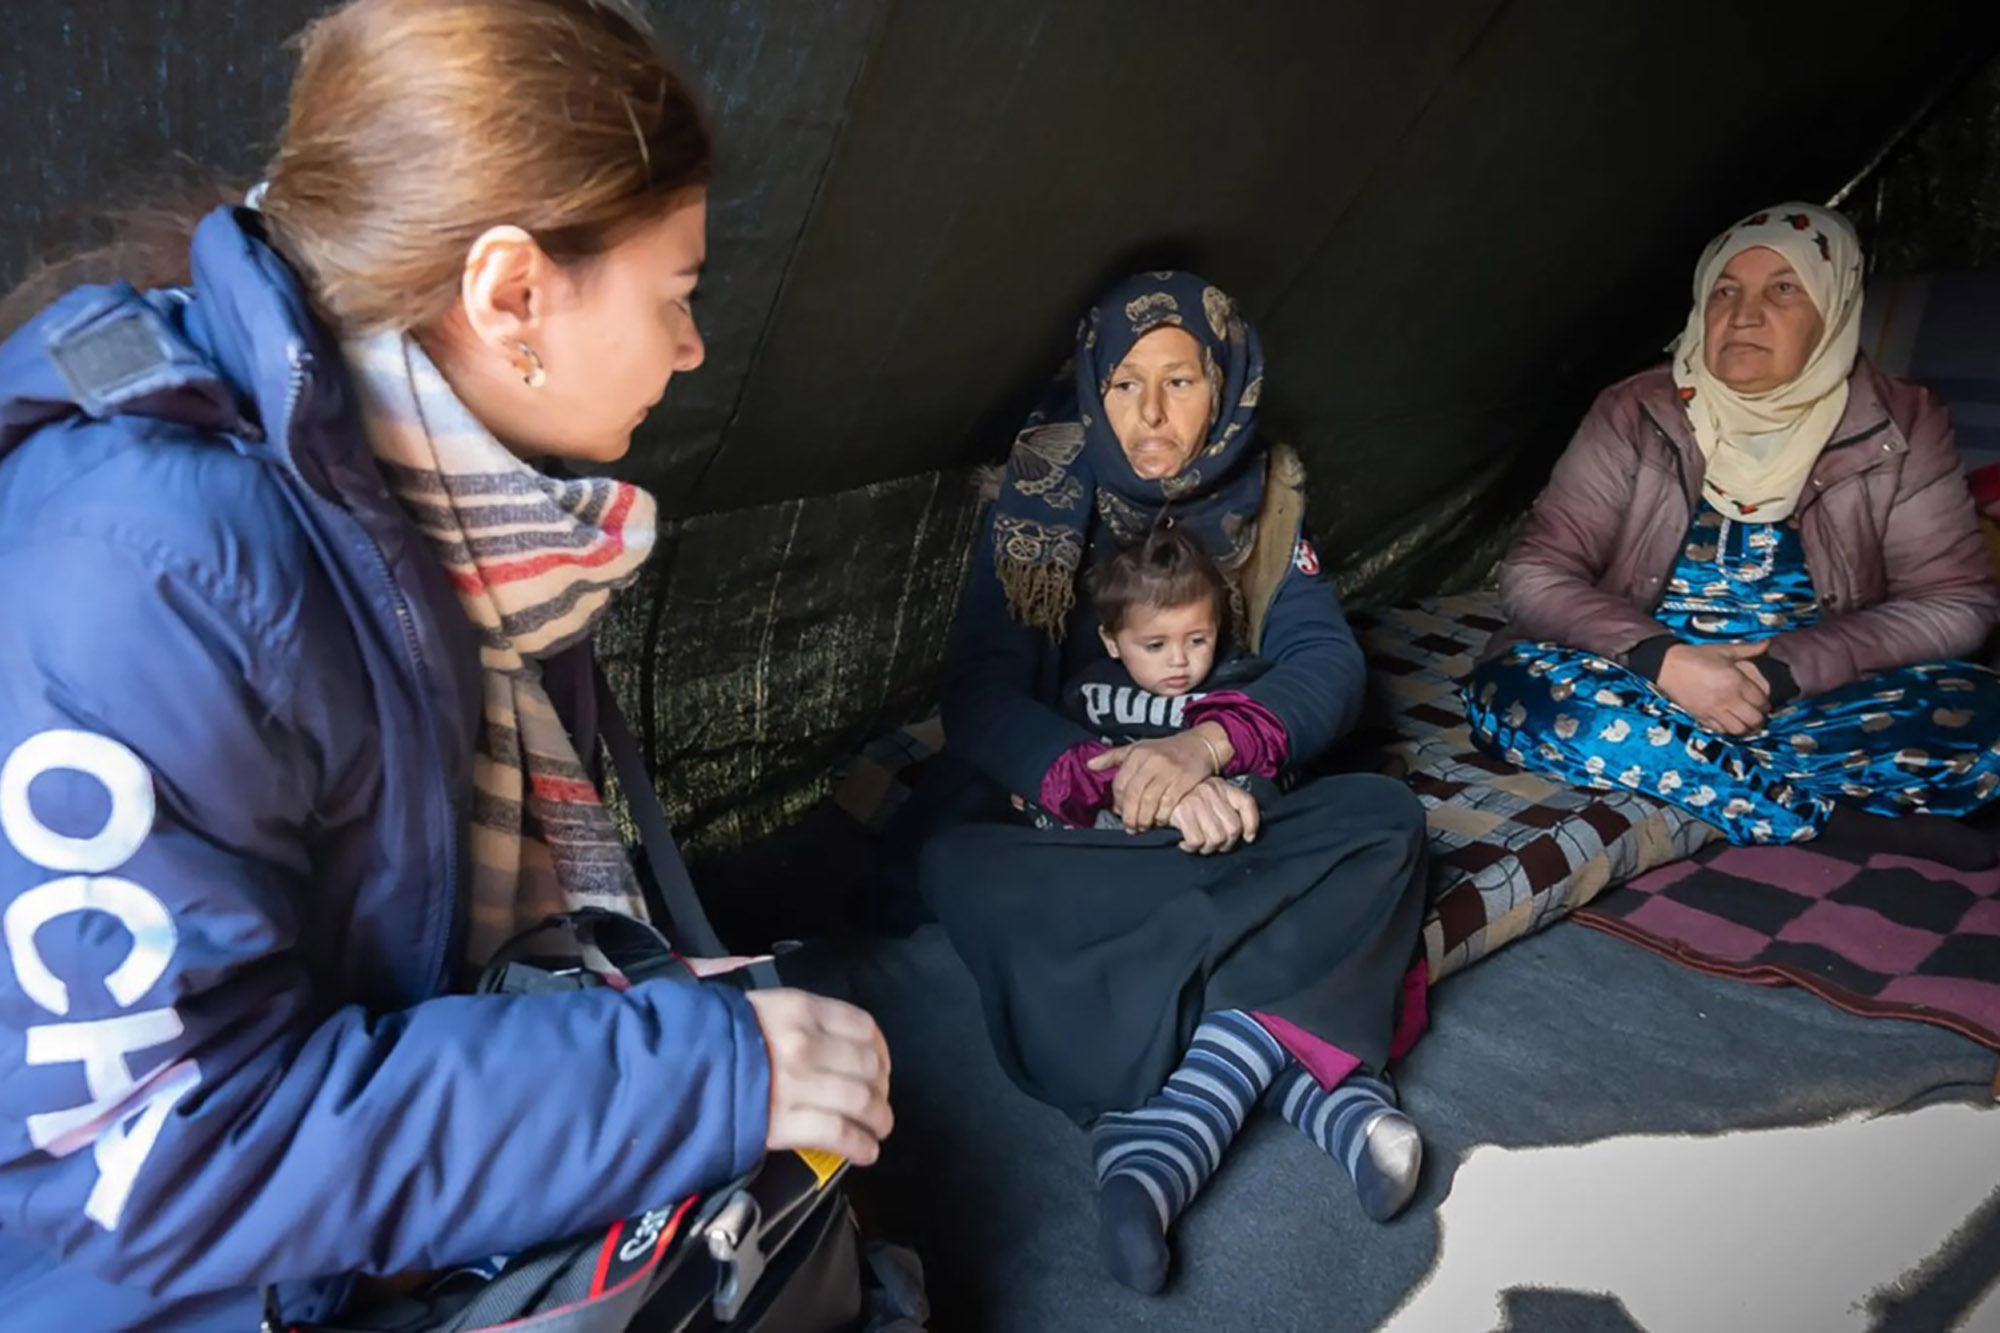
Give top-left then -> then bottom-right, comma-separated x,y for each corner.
0,730 -> 155,873
3,730 -> 200,1233
5,877 -> 177,1017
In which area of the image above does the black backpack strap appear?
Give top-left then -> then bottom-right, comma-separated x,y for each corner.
475,909 -> 692,997
595,667 -> 782,991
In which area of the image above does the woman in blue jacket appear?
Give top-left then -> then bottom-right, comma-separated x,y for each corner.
925,273 -> 1431,1295
0,2 -> 889,1328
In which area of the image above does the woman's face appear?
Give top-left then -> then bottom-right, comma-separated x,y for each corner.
1701,245 -> 1824,395
536,195 -> 708,462
1104,326 -> 1215,480
435,192 -> 708,464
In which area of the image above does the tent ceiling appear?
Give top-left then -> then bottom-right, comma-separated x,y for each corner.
653,0 -> 2000,531
3,1 -> 1995,532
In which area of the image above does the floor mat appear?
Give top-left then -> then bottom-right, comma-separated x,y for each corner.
1575,842 -> 2000,1051
837,920 -> 2000,1332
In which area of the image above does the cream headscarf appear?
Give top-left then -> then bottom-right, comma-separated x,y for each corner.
1670,202 -> 1865,522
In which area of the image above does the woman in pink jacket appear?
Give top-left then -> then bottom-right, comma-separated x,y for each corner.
1466,203 -> 2000,870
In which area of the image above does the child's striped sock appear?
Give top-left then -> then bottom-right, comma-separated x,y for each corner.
1090,1009 -> 1287,1293
1267,1063 -> 1423,1222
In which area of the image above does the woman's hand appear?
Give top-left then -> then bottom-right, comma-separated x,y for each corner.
746,990 -> 894,1165
1656,641 -> 1771,735
1167,777 -> 1262,855
1088,723 -> 1234,832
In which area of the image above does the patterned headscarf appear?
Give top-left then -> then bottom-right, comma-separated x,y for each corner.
992,271 -> 1267,635
1671,203 -> 1865,522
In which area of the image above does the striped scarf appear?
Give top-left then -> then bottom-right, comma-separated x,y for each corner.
345,332 -> 658,964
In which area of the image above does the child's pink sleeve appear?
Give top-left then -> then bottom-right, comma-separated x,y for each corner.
1184,691 -> 1289,777
1038,740 -> 1117,826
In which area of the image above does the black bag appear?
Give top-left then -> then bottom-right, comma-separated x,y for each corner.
274,674 -> 871,1333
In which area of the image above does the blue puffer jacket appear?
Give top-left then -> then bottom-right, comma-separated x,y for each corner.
0,208 -> 770,1331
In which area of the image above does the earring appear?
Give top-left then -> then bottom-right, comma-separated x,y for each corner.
515,341 -> 547,389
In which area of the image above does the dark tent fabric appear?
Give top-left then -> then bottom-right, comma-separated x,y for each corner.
1866,55 -> 2000,275
4,1 -> 1999,850
7,9 -> 2000,1332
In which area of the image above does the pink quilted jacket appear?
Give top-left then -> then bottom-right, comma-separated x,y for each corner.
1495,358 -> 2000,697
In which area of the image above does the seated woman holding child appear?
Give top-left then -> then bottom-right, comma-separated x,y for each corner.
1467,203 -> 2000,868
924,271 -> 1431,1294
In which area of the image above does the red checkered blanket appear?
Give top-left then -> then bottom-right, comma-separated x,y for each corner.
1575,843 -> 2000,1051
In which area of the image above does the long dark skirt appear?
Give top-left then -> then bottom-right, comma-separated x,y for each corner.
919,772 -> 1429,1123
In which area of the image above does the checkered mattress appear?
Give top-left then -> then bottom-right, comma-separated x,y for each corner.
1350,593 -> 1717,979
